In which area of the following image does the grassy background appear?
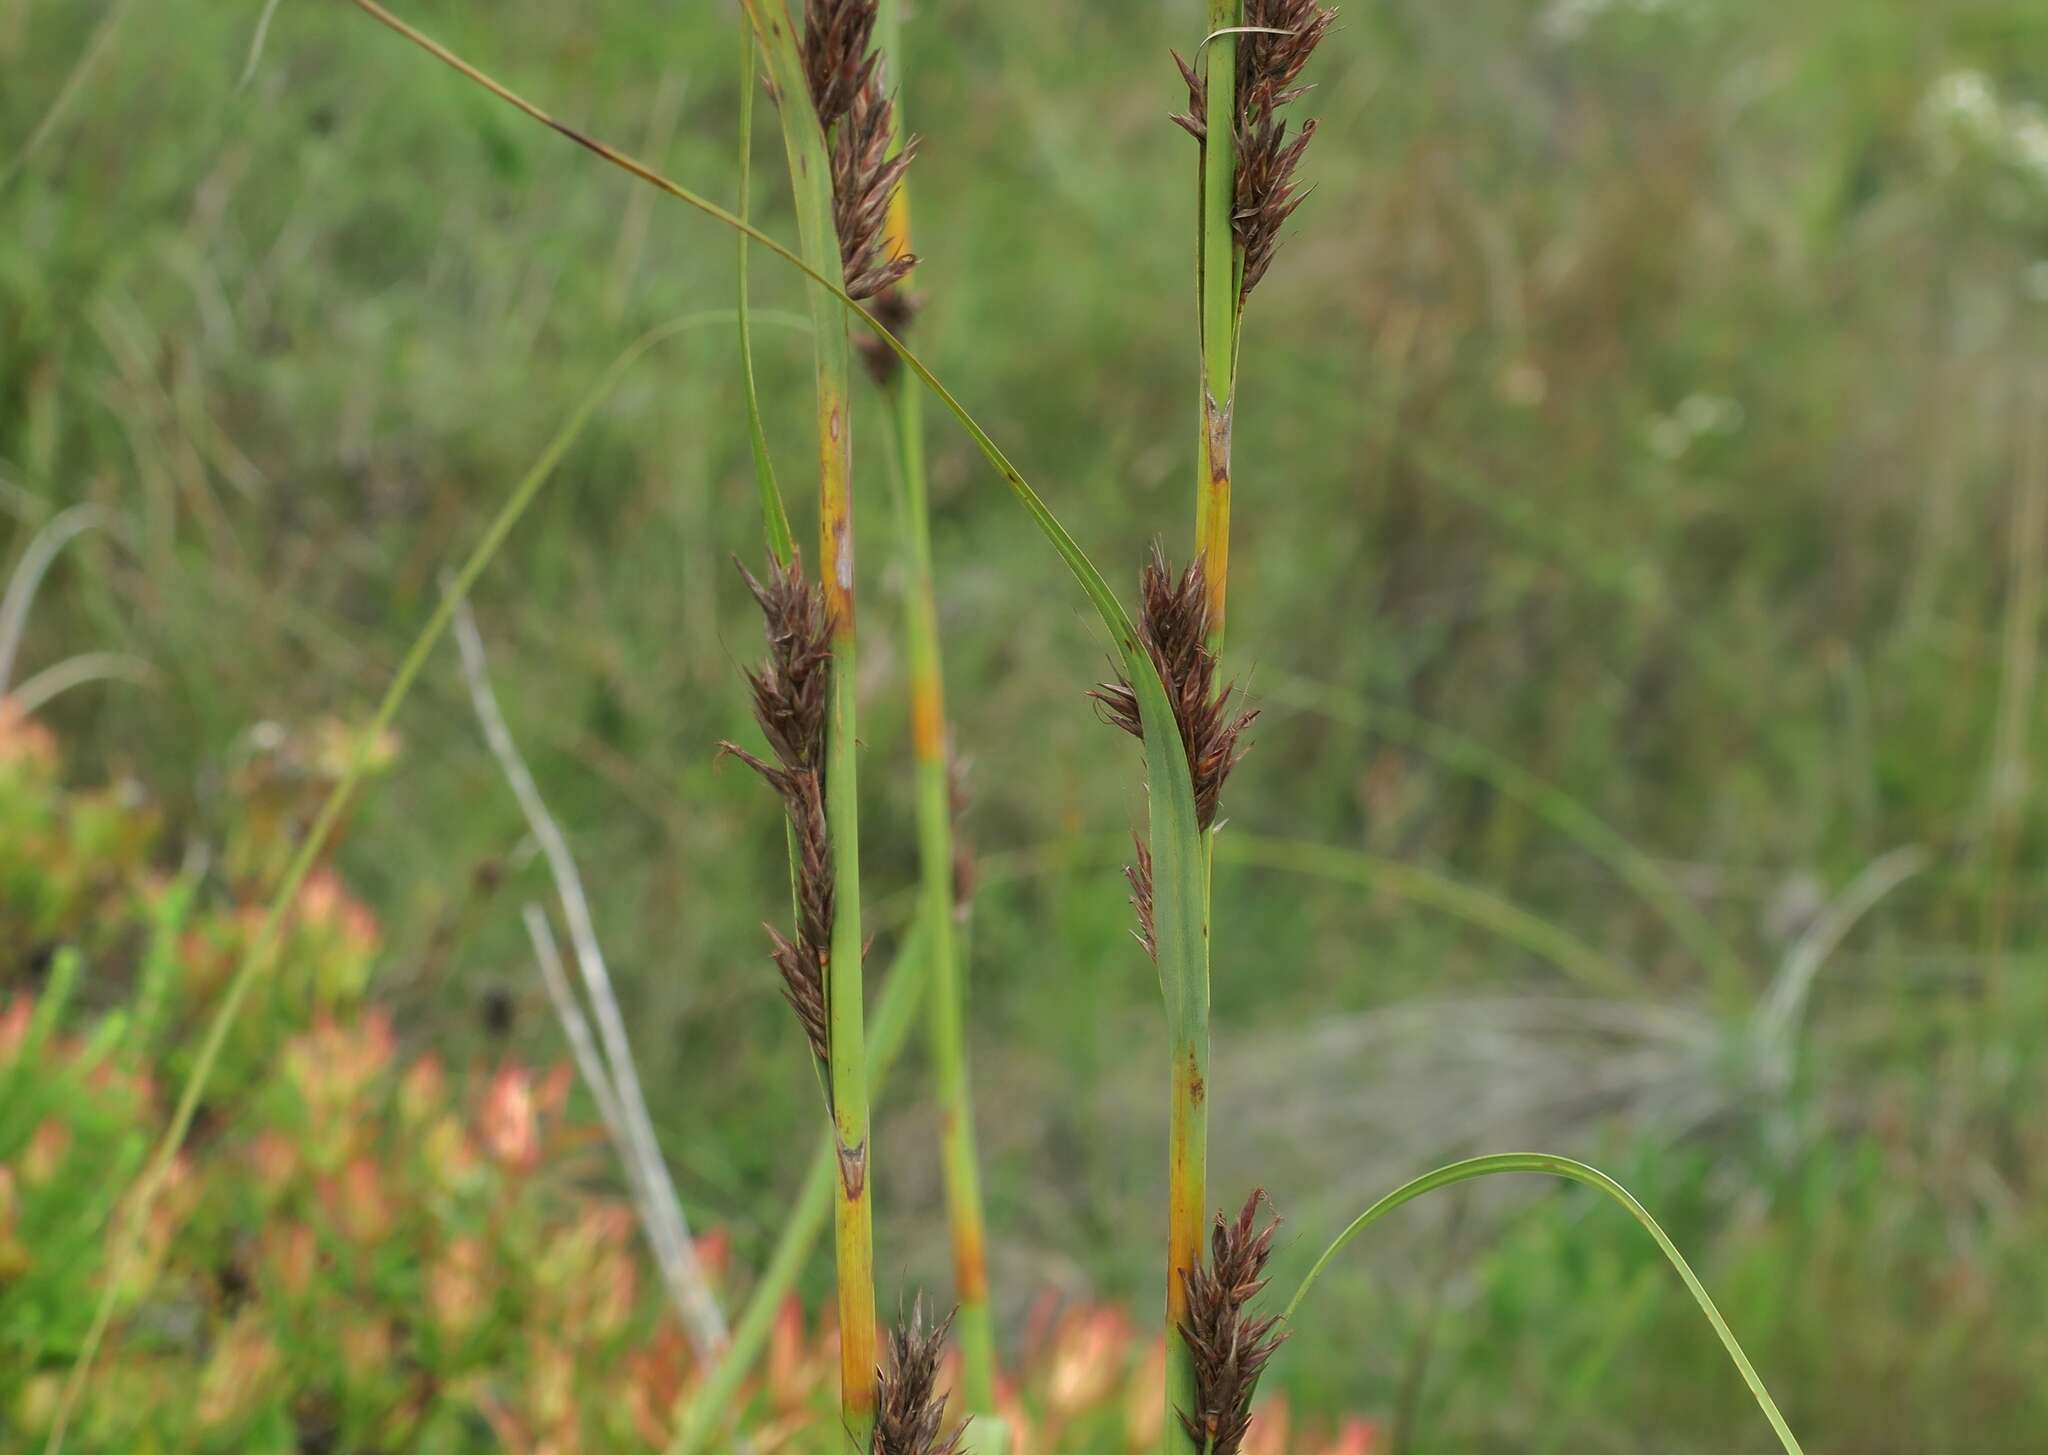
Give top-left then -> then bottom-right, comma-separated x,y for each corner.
8,0 -> 2048,1447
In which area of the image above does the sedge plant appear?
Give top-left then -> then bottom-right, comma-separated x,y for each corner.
56,3 -> 1817,1451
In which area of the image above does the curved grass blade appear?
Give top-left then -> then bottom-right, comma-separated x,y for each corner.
42,308 -> 750,1454
1283,1152 -> 1805,1455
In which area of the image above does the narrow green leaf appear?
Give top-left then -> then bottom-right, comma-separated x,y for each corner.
1285,1152 -> 1806,1455
736,23 -> 793,566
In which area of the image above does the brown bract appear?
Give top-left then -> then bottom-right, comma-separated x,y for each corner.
1177,1190 -> 1287,1455
1171,0 -> 1337,305
720,556 -> 836,1079
874,1298 -> 966,1455
802,0 -> 919,301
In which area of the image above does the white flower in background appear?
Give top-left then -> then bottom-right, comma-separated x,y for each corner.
1924,69 -> 1998,135
1645,392 -> 1744,461
1921,68 -> 2048,191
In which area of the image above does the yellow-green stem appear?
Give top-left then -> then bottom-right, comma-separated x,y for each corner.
1171,8 -> 1239,1451
875,0 -> 1001,1425
668,926 -> 929,1455
1195,0 -> 1242,645
741,2 -> 877,1436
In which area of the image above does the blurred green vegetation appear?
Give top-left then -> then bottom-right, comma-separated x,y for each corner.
7,0 -> 2048,1448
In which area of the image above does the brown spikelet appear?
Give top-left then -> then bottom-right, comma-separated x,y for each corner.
1171,0 -> 1336,304
721,555 -> 837,1078
735,556 -> 832,774
1177,1189 -> 1287,1455
1240,0 -> 1338,120
802,0 -> 879,136
1090,545 -> 1260,833
801,0 -> 920,302
873,1297 -> 965,1455
1125,833 -> 1156,960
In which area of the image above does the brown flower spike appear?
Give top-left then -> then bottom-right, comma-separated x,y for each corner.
1171,0 -> 1337,304
1093,548 -> 1256,959
874,1298 -> 966,1455
802,0 -> 919,302
1177,1190 -> 1287,1455
720,556 -> 835,1077
1093,546 -> 1260,832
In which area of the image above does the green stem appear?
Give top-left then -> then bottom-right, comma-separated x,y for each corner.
875,0 -> 1001,1427
739,5 -> 877,1438
1284,1153 -> 1806,1455
667,926 -> 929,1455
1171,9 -> 1240,1451
1195,0 -> 1242,646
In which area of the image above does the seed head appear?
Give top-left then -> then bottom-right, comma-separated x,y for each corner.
1171,1 -> 1337,304
874,1297 -> 966,1455
1125,833 -> 1156,961
1091,546 -> 1260,833
1178,1189 -> 1287,1455
720,555 -> 836,1079
802,0 -> 920,302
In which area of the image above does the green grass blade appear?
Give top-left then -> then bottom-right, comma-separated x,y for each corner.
873,0 -> 1003,1429
735,23 -> 793,566
1284,1152 -> 1805,1455
42,309 -> 742,1455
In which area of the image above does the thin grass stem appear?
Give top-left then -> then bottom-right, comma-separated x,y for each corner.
1195,0 -> 1243,645
1283,1152 -> 1806,1455
874,0 -> 1002,1429
666,924 -> 928,1455
451,593 -> 731,1358
738,4 -> 878,1435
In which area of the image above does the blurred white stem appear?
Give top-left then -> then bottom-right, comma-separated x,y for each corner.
0,504 -> 114,692
10,651 -> 155,714
1756,845 -> 1927,1063
450,591 -> 731,1358
523,902 -> 631,1156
